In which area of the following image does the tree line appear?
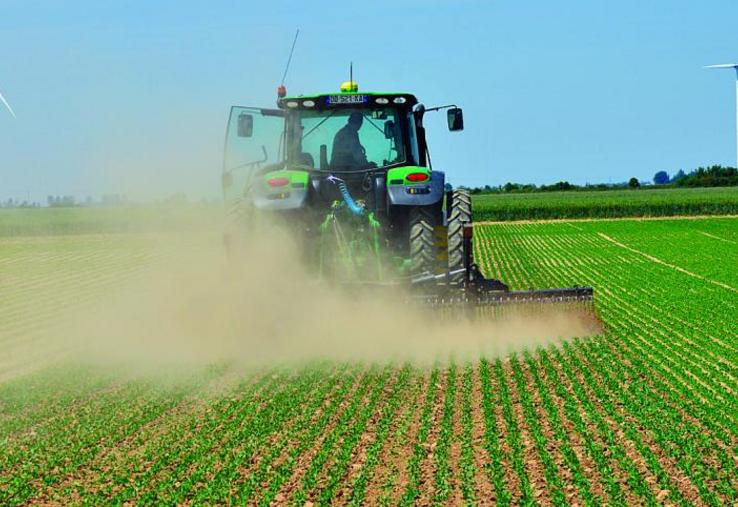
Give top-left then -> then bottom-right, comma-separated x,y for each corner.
466,165 -> 738,194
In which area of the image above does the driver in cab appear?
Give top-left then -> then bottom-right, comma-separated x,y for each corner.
331,111 -> 369,169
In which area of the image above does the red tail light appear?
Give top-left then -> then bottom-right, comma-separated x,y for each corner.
406,172 -> 429,182
267,177 -> 290,187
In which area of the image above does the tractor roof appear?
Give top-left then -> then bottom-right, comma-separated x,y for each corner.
278,85 -> 418,110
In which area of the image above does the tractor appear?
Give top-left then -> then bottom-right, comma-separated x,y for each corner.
222,81 -> 594,307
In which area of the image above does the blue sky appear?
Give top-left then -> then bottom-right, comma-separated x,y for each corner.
1,0 -> 737,202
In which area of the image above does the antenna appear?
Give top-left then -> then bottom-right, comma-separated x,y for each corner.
281,29 -> 299,85
350,61 -> 353,85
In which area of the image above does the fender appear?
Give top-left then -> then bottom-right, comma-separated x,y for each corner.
251,169 -> 309,210
387,168 -> 445,206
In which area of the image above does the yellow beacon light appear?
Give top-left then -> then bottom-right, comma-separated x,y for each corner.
340,81 -> 358,93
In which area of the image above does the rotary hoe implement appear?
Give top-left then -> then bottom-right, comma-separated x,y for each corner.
221,79 -> 594,318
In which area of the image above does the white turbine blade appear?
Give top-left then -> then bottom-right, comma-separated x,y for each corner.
704,63 -> 738,69
0,89 -> 16,118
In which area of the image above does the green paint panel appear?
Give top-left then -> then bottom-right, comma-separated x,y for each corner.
261,169 -> 309,188
387,166 -> 432,186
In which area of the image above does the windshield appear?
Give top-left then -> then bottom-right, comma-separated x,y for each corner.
289,107 -> 405,170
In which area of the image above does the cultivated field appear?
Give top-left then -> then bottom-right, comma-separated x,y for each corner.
473,186 -> 738,221
1,208 -> 737,505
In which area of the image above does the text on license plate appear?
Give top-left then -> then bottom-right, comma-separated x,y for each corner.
328,94 -> 368,105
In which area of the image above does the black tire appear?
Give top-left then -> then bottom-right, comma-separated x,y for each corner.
447,189 -> 472,285
409,206 -> 438,276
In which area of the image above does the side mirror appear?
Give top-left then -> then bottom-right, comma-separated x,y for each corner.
237,113 -> 254,137
447,107 -> 464,132
383,120 -> 395,139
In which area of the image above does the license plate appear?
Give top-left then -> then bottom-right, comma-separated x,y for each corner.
328,94 -> 368,105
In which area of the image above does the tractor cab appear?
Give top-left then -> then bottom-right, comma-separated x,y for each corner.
222,82 -> 464,214
278,88 -> 420,173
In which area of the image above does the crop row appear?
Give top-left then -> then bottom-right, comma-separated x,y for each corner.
473,187 -> 738,221
474,218 -> 738,503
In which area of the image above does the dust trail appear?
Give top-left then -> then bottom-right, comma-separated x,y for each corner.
58,214 -> 602,372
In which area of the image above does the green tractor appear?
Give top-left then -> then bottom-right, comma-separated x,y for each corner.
222,81 -> 593,307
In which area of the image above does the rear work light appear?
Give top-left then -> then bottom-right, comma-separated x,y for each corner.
406,172 -> 429,182
267,177 -> 290,187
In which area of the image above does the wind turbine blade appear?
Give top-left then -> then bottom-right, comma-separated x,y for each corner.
0,89 -> 16,118
704,64 -> 738,69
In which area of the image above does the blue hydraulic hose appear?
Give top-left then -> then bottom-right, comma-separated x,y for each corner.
327,175 -> 364,215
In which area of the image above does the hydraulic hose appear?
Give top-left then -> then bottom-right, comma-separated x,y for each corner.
327,175 -> 364,216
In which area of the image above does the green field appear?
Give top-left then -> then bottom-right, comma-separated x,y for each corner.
1,207 -> 737,504
0,204 -> 221,237
473,186 -> 738,221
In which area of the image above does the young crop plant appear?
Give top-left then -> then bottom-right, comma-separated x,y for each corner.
576,339 -> 736,504
398,367 -> 440,506
509,355 -> 568,505
535,349 -> 627,505
290,367 -> 392,506
347,365 -> 415,506
317,366 -> 412,505
166,367 -> 331,504
375,371 -> 426,507
101,370 -> 282,504
1,376 -> 207,505
208,367 -> 355,504
252,368 -> 364,506
478,358 -> 512,506
558,343 -> 693,506
494,358 -> 535,505
459,363 -> 476,505
432,362 -> 457,505
544,347 -> 656,505
235,367 -> 356,504
523,350 -> 600,507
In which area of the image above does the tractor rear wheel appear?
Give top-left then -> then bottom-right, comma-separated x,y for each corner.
409,206 -> 438,276
447,189 -> 472,285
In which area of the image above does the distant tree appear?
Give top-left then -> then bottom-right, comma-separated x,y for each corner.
674,165 -> 738,187
671,169 -> 686,182
628,177 -> 640,188
653,171 -> 670,185
541,181 -> 574,192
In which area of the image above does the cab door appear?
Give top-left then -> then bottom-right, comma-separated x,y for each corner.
222,106 -> 285,205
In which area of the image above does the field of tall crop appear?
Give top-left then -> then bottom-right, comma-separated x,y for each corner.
1,208 -> 737,505
473,186 -> 738,221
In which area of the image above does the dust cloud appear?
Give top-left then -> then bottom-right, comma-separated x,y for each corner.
62,213 -> 602,371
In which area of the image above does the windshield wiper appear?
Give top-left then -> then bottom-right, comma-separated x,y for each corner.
302,111 -> 337,140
